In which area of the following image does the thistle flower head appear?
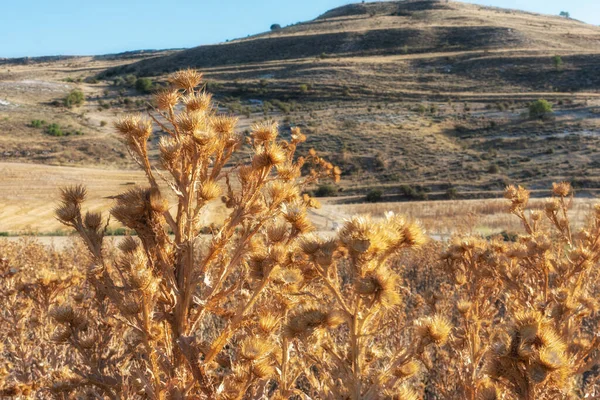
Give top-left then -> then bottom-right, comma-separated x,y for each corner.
170,68 -> 203,91
251,121 -> 279,142
183,91 -> 212,112
115,114 -> 152,141
415,315 -> 452,345
154,88 -> 180,110
252,143 -> 287,169
552,181 -> 572,197
239,337 -> 271,361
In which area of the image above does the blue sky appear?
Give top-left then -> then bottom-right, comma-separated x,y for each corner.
1,0 -> 598,58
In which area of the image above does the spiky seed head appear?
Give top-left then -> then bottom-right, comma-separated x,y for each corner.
504,185 -> 530,209
268,181 -> 299,204
148,188 -> 168,213
84,211 -> 102,231
251,121 -> 279,142
457,300 -> 472,315
176,110 -> 208,135
183,91 -> 212,112
276,163 -> 301,181
239,337 -> 271,361
51,326 -> 71,342
56,203 -> 79,224
394,360 -> 420,378
252,360 -> 275,379
552,181 -> 572,197
118,236 -> 139,254
154,89 -> 180,110
538,346 -> 566,371
402,222 -> 427,247
252,143 -> 287,169
60,185 -> 87,205
415,315 -> 452,345
198,181 -> 222,201
285,307 -> 329,339
170,69 -> 203,90
78,331 -> 97,349
210,115 -> 238,135
114,115 -> 152,140
50,304 -> 75,323
267,222 -> 288,243
258,313 -> 280,334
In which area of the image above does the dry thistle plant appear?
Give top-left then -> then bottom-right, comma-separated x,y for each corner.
51,69 -> 341,398
278,214 -> 445,399
436,182 -> 600,399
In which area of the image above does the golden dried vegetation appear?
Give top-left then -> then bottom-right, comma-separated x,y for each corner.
1,70 -> 599,399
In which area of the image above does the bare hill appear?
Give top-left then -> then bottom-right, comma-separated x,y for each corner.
1,0 -> 600,213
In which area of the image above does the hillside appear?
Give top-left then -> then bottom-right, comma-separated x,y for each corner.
1,0 -> 600,213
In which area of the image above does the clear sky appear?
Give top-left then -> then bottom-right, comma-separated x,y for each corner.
1,0 -> 598,58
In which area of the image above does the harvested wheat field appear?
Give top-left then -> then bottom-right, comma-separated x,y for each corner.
2,0 -> 600,399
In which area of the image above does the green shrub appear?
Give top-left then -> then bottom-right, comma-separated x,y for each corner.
125,74 -> 137,86
446,187 -> 458,200
399,185 -> 428,200
64,89 -> 85,108
314,184 -> 337,197
270,23 -> 281,31
529,99 -> 553,119
552,55 -> 563,71
299,84 -> 309,93
46,123 -> 64,136
135,78 -> 153,94
365,189 -> 383,203
30,119 -> 46,128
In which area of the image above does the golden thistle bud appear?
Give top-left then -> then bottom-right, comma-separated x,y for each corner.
276,163 -> 301,181
552,181 -> 572,197
457,300 -> 472,315
176,110 -> 208,135
290,127 -> 306,143
415,315 -> 452,345
394,360 -> 420,378
239,337 -> 271,361
198,180 -> 222,201
504,185 -> 529,209
183,91 -> 212,112
267,222 -> 288,243
159,136 -> 181,163
170,69 -> 203,91
154,89 -> 180,110
545,199 -> 560,214
252,143 -> 287,169
252,360 -> 275,379
115,115 -> 152,141
211,115 -> 238,135
258,312 -> 280,335
251,121 -> 279,142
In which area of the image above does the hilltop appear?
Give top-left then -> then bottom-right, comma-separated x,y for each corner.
1,0 -> 600,207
